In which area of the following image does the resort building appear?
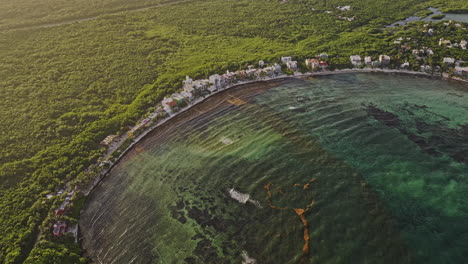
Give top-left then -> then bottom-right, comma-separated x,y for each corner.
460,40 -> 467,50
273,63 -> 282,74
379,55 -> 391,66
180,91 -> 194,101
350,55 -> 362,66
182,76 -> 193,90
286,61 -> 298,71
53,221 -> 67,237
439,38 -> 452,47
229,188 -> 250,204
281,56 -> 292,63
364,56 -> 372,65
337,5 -> 351,11
100,135 -> 117,146
319,53 -> 329,59
443,57 -> 455,65
305,59 -> 320,70
209,74 -> 222,89
162,97 -> 177,113
319,61 -> 328,69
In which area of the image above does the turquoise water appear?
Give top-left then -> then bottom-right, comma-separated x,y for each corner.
80,73 -> 468,263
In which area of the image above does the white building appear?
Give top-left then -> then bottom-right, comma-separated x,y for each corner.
401,61 -> 410,69
319,53 -> 329,59
286,61 -> 298,71
305,59 -> 320,70
209,74 -> 222,89
337,5 -> 351,11
161,97 -> 177,114
258,60 -> 265,67
379,55 -> 391,65
439,38 -> 452,46
350,55 -> 362,66
180,91 -> 193,101
273,63 -> 282,73
171,93 -> 185,101
364,56 -> 372,65
229,188 -> 250,204
421,65 -> 431,72
281,56 -> 292,63
443,57 -> 455,64
460,40 -> 467,49
182,76 -> 193,89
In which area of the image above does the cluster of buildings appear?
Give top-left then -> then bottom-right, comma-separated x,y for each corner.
160,55 -> 332,115
349,54 -> 393,68
161,62 -> 284,114
47,186 -> 79,239
439,38 -> 467,49
304,53 -> 329,70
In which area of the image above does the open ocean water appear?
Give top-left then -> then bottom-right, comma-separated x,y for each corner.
80,73 -> 468,264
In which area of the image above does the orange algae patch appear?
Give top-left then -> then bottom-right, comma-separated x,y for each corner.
227,96 -> 247,105
264,180 -> 317,257
294,208 -> 310,255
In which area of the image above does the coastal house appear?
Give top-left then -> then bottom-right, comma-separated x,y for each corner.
401,62 -> 410,69
439,38 -> 452,47
281,56 -> 292,64
460,40 -> 467,49
305,59 -> 320,70
379,55 -> 391,66
171,93 -> 185,102
182,76 -> 193,90
162,97 -> 177,113
454,66 -> 468,78
319,61 -> 328,69
421,65 -> 432,73
209,74 -> 222,89
364,56 -> 372,65
54,206 -> 65,216
100,134 -> 117,146
262,66 -> 277,77
229,188 -> 250,204
443,57 -> 455,65
337,5 -> 351,11
319,53 -> 329,59
273,63 -> 282,74
286,61 -> 298,71
180,91 -> 194,101
350,55 -> 362,66
53,221 -> 67,237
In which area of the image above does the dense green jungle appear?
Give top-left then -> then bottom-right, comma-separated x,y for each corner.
0,0 -> 467,263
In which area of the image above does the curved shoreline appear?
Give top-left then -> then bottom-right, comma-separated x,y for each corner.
77,68 -> 465,258
82,68 -> 456,197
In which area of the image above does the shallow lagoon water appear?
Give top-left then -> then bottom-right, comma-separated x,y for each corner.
388,7 -> 468,27
80,73 -> 468,263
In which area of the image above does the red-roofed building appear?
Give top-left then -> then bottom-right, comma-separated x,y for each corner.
53,222 -> 67,237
